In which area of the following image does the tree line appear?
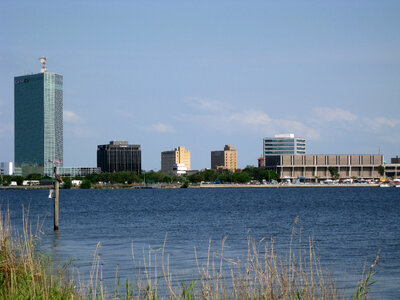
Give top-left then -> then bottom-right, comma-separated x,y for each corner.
1,166 -> 280,187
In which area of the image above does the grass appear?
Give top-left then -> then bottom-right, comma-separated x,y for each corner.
0,210 -> 378,299
0,208 -> 78,299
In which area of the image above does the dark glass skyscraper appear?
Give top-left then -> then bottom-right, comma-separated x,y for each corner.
14,72 -> 63,176
97,141 -> 141,174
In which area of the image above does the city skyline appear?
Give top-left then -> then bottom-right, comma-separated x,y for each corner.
1,1 -> 399,170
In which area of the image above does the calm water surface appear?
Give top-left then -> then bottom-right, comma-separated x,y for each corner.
1,187 -> 399,298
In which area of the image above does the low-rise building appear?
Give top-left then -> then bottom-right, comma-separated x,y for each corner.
71,180 -> 82,186
58,167 -> 101,178
172,163 -> 188,175
265,154 -> 384,181
161,146 -> 191,174
211,145 -> 237,171
384,156 -> 400,178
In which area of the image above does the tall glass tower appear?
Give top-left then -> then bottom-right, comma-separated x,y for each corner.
14,71 -> 63,177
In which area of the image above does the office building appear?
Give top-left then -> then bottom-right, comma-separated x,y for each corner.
161,146 -> 191,174
265,154 -> 384,180
391,156 -> 400,164
211,145 -> 237,171
14,60 -> 63,177
263,134 -> 306,159
97,141 -> 141,173
384,156 -> 400,178
57,167 -> 101,177
14,59 -> 104,178
0,162 -> 14,176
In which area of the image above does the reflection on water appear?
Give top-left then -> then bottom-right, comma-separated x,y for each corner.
1,187 -> 399,298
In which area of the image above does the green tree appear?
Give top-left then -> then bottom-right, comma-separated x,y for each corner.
171,174 -> 185,183
162,175 -> 172,183
203,169 -> 218,182
188,172 -> 204,183
328,166 -> 339,179
377,165 -> 385,177
26,173 -> 42,180
80,180 -> 92,189
63,177 -> 72,189
181,180 -> 189,188
242,166 -> 279,182
12,176 -> 24,186
266,170 -> 279,181
218,173 -> 229,183
233,172 -> 251,183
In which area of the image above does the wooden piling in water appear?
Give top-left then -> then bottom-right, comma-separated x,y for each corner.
53,166 -> 62,231
54,180 -> 59,231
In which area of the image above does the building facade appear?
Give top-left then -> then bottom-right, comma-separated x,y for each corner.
391,156 -> 400,164
263,134 -> 306,159
0,162 -> 14,176
58,167 -> 101,178
14,72 -> 63,177
265,154 -> 384,180
211,145 -> 238,171
385,157 -> 400,178
97,141 -> 141,174
161,146 -> 191,174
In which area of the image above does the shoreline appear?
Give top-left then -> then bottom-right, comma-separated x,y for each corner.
197,183 -> 381,188
0,183 -> 385,190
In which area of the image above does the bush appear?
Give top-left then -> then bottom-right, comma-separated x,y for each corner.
181,180 -> 189,188
63,177 -> 72,189
80,180 -> 92,189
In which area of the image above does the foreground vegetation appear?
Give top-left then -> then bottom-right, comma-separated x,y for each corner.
0,209 -> 378,299
0,210 -> 78,298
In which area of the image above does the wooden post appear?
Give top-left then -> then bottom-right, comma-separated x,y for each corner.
53,166 -> 61,231
54,180 -> 59,231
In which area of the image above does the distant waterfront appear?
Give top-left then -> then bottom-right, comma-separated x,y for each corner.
0,182 -> 384,190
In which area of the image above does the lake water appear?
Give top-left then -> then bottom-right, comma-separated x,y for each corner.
0,187 -> 399,298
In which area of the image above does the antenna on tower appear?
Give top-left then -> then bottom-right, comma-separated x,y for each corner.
39,57 -> 48,73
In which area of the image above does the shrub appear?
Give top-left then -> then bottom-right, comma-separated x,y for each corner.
80,180 -> 92,189
63,177 -> 72,189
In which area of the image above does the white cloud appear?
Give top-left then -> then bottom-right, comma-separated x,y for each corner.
182,97 -> 226,113
314,107 -> 358,122
228,110 -> 271,125
364,117 -> 400,131
373,117 -> 400,127
274,119 -> 321,140
179,108 -> 320,140
64,110 -> 83,123
149,122 -> 176,133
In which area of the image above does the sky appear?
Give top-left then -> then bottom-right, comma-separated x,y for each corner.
0,1 -> 399,171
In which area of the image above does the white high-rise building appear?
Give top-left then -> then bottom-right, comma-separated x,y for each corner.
263,134 -> 306,159
0,162 -> 14,175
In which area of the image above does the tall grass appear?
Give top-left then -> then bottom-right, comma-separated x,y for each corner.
0,209 -> 377,299
0,208 -> 78,299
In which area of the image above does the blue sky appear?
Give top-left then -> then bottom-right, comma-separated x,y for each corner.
1,1 -> 399,170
